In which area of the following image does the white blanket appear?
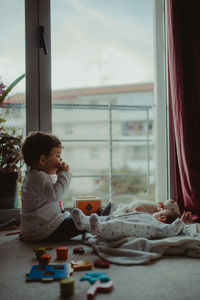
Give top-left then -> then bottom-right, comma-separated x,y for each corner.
83,223 -> 200,265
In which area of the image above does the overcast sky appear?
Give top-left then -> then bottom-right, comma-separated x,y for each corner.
0,0 -> 154,93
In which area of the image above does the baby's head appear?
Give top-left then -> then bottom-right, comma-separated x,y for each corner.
153,209 -> 181,224
22,131 -> 62,167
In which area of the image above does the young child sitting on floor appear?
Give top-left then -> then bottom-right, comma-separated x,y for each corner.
72,208 -> 185,241
20,131 -> 85,242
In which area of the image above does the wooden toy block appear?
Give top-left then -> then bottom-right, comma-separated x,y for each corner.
26,264 -> 68,282
94,259 -> 110,269
80,272 -> 110,284
71,260 -> 92,271
39,254 -> 51,265
56,246 -> 68,260
86,280 -> 114,299
35,248 -> 46,260
73,247 -> 85,254
60,277 -> 75,297
74,196 -> 102,215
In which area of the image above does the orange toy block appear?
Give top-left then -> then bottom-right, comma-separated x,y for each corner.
39,254 -> 51,265
71,260 -> 92,271
56,246 -> 68,260
74,196 -> 102,215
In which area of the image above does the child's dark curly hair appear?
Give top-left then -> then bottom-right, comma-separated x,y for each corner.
164,210 -> 181,224
21,131 -> 62,166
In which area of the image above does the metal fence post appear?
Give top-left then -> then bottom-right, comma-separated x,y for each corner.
109,104 -> 113,202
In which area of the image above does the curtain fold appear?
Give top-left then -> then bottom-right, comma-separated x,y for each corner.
168,0 -> 200,216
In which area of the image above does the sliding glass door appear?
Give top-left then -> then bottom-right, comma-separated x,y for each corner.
51,0 -> 158,207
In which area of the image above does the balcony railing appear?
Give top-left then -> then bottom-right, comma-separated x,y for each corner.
1,103 -> 154,206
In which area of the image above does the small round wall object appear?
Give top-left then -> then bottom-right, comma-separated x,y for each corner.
94,260 -> 110,269
73,247 -> 85,254
60,277 -> 75,297
56,246 -> 68,260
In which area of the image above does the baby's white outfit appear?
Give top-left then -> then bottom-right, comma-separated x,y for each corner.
20,169 -> 71,241
93,212 -> 185,241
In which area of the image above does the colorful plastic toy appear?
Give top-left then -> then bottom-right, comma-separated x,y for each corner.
80,272 -> 110,284
71,260 -> 92,271
60,277 -> 75,297
56,246 -> 68,260
73,247 -> 85,254
39,254 -> 51,265
94,260 -> 110,269
87,280 -> 114,299
26,264 -> 68,282
35,247 -> 46,260
33,247 -> 53,252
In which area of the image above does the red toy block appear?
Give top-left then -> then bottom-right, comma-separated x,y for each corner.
94,260 -> 110,269
56,246 -> 68,260
73,247 -> 85,254
87,280 -> 114,299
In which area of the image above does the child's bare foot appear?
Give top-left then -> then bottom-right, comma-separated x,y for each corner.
72,208 -> 90,230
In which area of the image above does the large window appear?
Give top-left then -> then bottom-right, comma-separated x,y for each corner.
1,0 -> 167,209
0,1 -> 26,208
51,0 -> 158,207
0,0 -> 26,134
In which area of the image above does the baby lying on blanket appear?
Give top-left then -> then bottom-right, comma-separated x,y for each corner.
113,199 -> 181,216
72,208 -> 184,241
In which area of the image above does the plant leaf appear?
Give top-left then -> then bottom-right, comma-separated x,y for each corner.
0,73 -> 25,104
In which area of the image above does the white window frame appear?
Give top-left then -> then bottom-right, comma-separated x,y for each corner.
153,0 -> 169,202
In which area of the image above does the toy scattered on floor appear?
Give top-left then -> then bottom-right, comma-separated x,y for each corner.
74,196 -> 102,215
60,277 -> 75,297
6,231 -> 21,236
33,247 -> 53,252
71,260 -> 92,271
94,260 -> 110,269
80,272 -> 110,284
113,199 -> 181,215
73,247 -> 85,254
56,246 -> 68,260
86,280 -> 114,299
26,264 -> 69,282
35,247 -> 47,260
39,254 -> 51,265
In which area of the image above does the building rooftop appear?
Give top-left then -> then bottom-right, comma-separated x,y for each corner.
6,82 -> 153,103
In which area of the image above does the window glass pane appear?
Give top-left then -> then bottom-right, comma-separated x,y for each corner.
51,0 -> 155,207
0,0 -> 26,208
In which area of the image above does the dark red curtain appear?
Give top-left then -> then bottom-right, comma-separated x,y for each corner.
168,0 -> 200,216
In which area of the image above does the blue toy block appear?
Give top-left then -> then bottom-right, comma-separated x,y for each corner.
26,264 -> 68,282
80,271 -> 111,284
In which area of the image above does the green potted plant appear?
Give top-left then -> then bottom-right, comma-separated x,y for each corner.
0,74 -> 25,209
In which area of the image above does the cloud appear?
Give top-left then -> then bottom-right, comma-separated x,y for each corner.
0,0 -> 154,91
51,0 -> 154,88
